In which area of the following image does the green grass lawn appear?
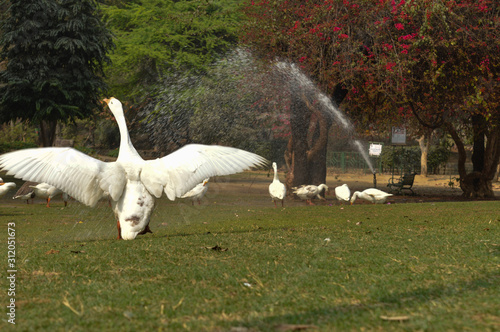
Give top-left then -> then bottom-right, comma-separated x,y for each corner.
1,180 -> 499,331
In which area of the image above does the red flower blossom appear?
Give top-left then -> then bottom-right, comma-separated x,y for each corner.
386,62 -> 396,71
395,23 -> 404,30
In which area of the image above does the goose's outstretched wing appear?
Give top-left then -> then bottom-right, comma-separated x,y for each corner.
0,147 -> 126,207
141,144 -> 268,200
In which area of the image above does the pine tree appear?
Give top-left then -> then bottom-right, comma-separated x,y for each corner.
0,0 -> 114,146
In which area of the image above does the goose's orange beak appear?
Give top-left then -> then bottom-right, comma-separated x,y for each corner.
103,98 -> 111,105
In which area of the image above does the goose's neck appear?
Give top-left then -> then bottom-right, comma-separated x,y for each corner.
273,167 -> 280,181
115,113 -> 141,160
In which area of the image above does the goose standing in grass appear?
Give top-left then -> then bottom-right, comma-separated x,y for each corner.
0,97 -> 267,240
293,184 -> 329,205
181,178 -> 209,205
13,191 -> 35,204
13,181 -> 36,204
269,162 -> 286,208
0,178 -> 16,198
350,188 -> 393,204
334,184 -> 351,203
30,183 -> 69,207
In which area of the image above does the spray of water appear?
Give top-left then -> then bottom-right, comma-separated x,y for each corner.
275,62 -> 375,173
353,140 -> 375,173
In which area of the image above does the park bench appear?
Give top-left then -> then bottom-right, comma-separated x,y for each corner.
387,172 -> 417,195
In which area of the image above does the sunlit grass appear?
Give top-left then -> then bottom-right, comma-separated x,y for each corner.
0,177 -> 499,331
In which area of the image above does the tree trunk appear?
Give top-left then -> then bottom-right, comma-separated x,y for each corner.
285,93 -> 312,190
494,163 -> 500,183
285,84 -> 346,192
309,84 -> 346,185
309,112 -> 331,185
471,114 -> 485,172
417,130 -> 432,177
446,117 -> 500,198
38,120 -> 57,147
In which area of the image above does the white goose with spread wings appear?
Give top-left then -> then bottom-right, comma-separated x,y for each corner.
0,98 -> 267,240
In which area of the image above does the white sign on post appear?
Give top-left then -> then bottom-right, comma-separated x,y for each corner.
369,143 -> 382,156
391,126 -> 406,145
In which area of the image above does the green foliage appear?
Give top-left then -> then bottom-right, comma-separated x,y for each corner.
0,0 -> 114,124
381,143 -> 451,175
381,146 -> 420,172
74,145 -> 96,156
107,148 -> 119,158
0,120 -> 38,144
428,145 -> 451,174
189,52 -> 275,155
142,49 -> 288,159
101,0 -> 244,99
94,118 -> 120,149
0,141 -> 38,153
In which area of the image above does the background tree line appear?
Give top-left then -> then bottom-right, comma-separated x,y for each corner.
0,0 -> 498,197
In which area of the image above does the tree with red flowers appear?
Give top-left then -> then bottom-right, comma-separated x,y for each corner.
243,0 -> 499,197
342,0 -> 500,197
242,1 -> 358,189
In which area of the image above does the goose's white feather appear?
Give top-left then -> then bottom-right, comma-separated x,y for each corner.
350,188 -> 392,204
0,148 -> 109,206
142,144 -> 265,201
334,184 -> 351,202
269,162 -> 286,207
0,97 -> 267,240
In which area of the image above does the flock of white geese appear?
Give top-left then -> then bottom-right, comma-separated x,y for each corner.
269,167 -> 392,206
0,97 -> 393,240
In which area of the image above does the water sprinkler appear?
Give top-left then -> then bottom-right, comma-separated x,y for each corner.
373,170 -> 377,188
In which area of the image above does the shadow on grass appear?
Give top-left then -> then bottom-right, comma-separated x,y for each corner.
376,272 -> 499,304
228,272 -> 500,330
0,213 -> 22,217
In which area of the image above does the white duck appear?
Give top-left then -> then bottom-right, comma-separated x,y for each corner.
350,188 -> 393,204
293,184 -> 329,205
0,98 -> 266,240
30,183 -> 68,207
181,178 -> 209,205
13,191 -> 35,204
334,184 -> 351,203
0,178 -> 16,198
269,162 -> 286,207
